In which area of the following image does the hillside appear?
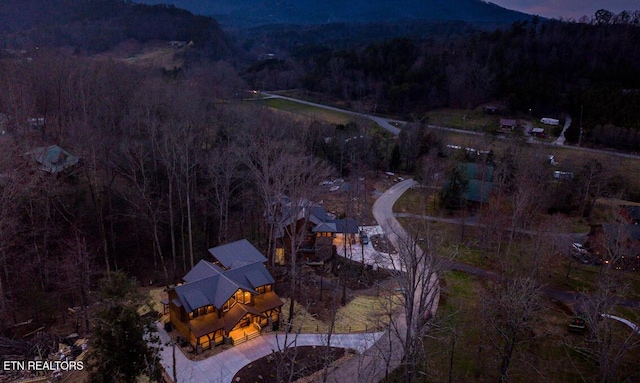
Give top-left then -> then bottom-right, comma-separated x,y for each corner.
135,0 -> 534,27
0,0 -> 231,59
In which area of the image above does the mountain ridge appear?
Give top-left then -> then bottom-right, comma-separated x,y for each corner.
134,0 -> 535,27
0,0 -> 231,58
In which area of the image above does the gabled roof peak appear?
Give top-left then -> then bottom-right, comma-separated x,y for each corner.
208,239 -> 267,269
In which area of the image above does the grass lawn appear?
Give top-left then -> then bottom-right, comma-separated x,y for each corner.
393,187 -> 439,216
554,262 -> 601,292
280,293 -> 400,334
255,98 -> 362,125
422,271 -> 599,383
443,244 -> 490,266
426,108 -> 499,133
438,130 -> 640,199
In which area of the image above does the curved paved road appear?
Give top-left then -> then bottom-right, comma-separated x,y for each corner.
261,92 -> 402,135
259,92 -> 640,160
371,179 -> 417,269
371,179 -> 441,324
319,178 -> 440,383
156,324 -> 384,383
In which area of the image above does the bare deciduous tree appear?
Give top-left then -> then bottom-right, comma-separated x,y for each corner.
567,219 -> 640,382
480,276 -> 543,383
60,228 -> 94,334
116,141 -> 169,284
207,144 -> 244,243
380,216 -> 447,382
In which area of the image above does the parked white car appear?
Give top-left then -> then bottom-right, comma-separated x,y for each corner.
572,243 -> 587,254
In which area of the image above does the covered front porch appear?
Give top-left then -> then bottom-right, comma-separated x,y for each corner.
184,303 -> 275,351
229,324 -> 261,345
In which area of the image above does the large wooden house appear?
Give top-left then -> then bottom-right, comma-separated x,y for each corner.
272,198 -> 358,263
167,239 -> 283,351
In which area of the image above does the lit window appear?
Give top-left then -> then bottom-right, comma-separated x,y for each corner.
223,297 -> 237,312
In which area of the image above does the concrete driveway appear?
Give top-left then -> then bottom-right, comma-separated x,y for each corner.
156,179 -> 421,383
156,322 -> 384,383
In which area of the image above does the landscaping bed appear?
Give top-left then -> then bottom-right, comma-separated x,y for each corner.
232,346 -> 350,383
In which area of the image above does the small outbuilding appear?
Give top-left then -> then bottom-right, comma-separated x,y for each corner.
482,105 -> 500,114
499,118 -> 517,130
530,127 -> 547,138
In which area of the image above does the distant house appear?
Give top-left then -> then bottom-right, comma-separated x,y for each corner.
168,239 -> 283,351
169,41 -> 186,48
271,198 -> 358,263
483,105 -> 500,114
25,145 -> 79,173
587,223 -> 640,270
553,171 -> 574,180
446,162 -> 494,205
499,118 -> 517,130
530,127 -> 547,138
540,118 -> 560,126
619,205 -> 640,225
27,117 -> 45,129
461,162 -> 494,204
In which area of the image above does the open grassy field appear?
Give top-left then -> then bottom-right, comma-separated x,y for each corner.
96,39 -> 185,70
421,271 -> 601,383
251,97 -> 397,140
393,187 -> 440,216
426,108 -> 501,133
255,98 -> 361,125
280,294 -> 400,334
396,213 -> 640,299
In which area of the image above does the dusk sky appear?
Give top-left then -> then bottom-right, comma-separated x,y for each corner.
489,0 -> 639,19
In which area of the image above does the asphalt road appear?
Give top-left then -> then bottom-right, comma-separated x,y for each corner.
261,92 -> 402,135
317,178 -> 438,383
258,92 -> 640,160
371,178 -> 417,265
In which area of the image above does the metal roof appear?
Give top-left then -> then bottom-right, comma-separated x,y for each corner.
333,219 -> 359,234
312,219 -> 359,234
212,274 -> 242,308
208,239 -> 267,269
313,222 -> 337,233
254,291 -> 284,312
183,260 -> 223,283
25,145 -> 79,173
182,289 -> 209,313
175,241 -> 275,312
223,262 -> 274,290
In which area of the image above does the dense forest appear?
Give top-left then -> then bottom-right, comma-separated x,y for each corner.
0,0 -> 639,328
0,51 -> 338,327
0,0 -> 231,60
1,2 -> 640,382
136,0 -> 533,27
4,1 -> 639,152
244,17 -> 640,149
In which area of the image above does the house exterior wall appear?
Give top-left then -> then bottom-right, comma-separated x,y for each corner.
588,224 -> 640,269
277,219 -> 316,261
169,284 -> 282,349
168,289 -> 191,343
